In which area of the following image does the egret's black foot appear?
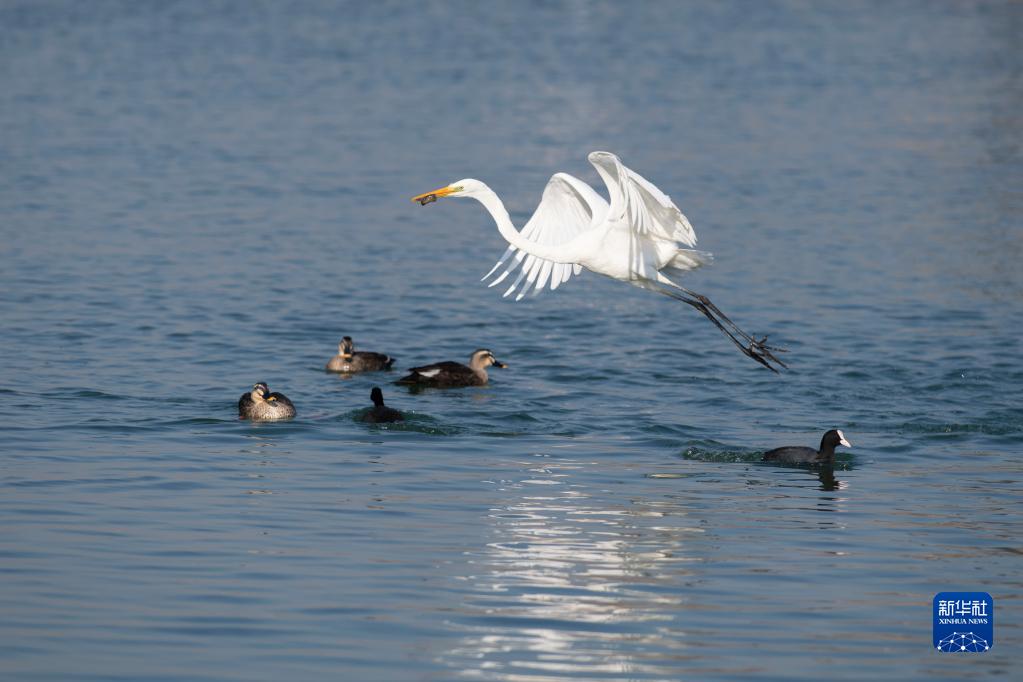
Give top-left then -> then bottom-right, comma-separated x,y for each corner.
662,286 -> 789,373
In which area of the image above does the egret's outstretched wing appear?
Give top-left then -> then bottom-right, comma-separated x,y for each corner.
482,172 -> 607,300
588,151 -> 697,247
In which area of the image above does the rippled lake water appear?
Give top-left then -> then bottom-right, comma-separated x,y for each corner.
2,1 -> 1021,679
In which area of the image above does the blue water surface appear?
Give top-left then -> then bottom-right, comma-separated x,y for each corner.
1,1 -> 1021,680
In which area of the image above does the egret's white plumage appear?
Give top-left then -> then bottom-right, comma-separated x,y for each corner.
412,151 -> 785,371
481,173 -> 597,297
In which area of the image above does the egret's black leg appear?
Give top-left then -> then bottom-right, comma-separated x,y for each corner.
680,288 -> 785,352
678,287 -> 788,369
658,287 -> 787,372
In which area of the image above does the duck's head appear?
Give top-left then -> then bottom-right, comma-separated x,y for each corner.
250,382 -> 270,402
340,336 -> 355,359
411,179 -> 489,206
470,348 -> 507,370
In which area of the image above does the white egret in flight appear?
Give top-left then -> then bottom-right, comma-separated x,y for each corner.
411,151 -> 786,371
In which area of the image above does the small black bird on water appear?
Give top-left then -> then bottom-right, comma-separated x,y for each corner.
763,429 -> 851,465
358,387 -> 404,423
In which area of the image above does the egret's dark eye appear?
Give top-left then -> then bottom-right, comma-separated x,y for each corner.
418,194 -> 437,206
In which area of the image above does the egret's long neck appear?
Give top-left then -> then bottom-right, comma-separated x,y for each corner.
472,187 -> 574,263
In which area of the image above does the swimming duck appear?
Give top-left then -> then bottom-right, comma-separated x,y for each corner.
358,387 -> 405,423
326,336 -> 395,373
397,349 -> 507,387
238,382 -> 296,421
763,429 -> 851,464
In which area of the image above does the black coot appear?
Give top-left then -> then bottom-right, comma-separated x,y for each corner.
763,429 -> 851,464
359,387 -> 404,423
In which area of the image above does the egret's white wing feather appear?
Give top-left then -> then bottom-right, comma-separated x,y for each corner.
487,249 -> 526,287
550,262 -> 567,290
624,167 -> 697,246
515,257 -> 546,301
481,247 -> 513,280
503,256 -> 533,298
589,152 -> 697,247
533,260 -> 553,294
482,173 -> 606,299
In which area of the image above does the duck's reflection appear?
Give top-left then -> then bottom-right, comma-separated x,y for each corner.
441,460 -> 702,679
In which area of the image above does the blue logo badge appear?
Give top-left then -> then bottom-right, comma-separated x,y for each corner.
933,592 -> 993,653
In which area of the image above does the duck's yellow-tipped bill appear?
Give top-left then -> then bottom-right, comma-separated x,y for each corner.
411,185 -> 458,205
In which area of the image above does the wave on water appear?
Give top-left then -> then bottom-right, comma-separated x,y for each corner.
679,443 -> 758,463
898,415 -> 1023,436
343,410 -> 462,436
680,444 -> 856,470
44,388 -> 128,401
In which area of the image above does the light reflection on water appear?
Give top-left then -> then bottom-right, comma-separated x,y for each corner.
444,461 -> 705,679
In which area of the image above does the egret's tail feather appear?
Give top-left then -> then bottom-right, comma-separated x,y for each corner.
662,249 -> 713,279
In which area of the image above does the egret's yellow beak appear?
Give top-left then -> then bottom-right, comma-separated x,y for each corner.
411,185 -> 459,206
